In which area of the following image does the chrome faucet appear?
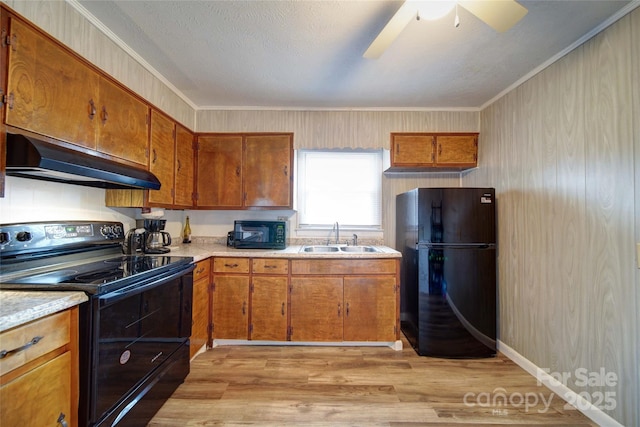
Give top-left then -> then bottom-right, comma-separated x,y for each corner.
333,222 -> 339,244
352,233 -> 358,246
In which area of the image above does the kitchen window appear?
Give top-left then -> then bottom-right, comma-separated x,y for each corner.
296,149 -> 382,231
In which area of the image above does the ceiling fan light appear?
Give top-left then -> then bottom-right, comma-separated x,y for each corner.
413,0 -> 456,21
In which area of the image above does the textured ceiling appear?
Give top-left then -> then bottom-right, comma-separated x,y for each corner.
74,0 -> 634,110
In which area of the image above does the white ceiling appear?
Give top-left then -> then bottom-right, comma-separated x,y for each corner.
73,0 -> 635,110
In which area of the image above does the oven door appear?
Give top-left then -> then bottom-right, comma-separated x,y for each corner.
89,266 -> 193,425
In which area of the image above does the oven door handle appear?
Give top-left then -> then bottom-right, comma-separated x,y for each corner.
99,264 -> 195,306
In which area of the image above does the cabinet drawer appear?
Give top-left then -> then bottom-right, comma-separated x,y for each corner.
0,310 -> 71,375
0,351 -> 71,427
252,258 -> 289,275
193,259 -> 211,281
213,257 -> 250,273
291,259 -> 397,275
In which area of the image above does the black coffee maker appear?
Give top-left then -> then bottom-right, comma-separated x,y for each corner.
137,219 -> 172,254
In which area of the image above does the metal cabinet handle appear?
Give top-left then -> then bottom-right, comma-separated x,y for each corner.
281,302 -> 285,316
283,165 -> 288,177
236,166 -> 241,176
88,99 -> 96,120
0,336 -> 43,359
152,149 -> 157,164
101,105 -> 109,125
57,412 -> 68,427
242,301 -> 246,315
177,159 -> 182,171
346,302 -> 350,316
224,263 -> 238,268
337,302 -> 341,317
196,267 -> 205,274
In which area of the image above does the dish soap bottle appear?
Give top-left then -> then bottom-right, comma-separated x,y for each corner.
182,216 -> 191,244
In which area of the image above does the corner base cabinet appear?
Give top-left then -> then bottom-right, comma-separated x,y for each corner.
190,258 -> 211,358
0,307 -> 79,427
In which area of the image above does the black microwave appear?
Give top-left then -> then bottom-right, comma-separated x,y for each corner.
232,220 -> 286,249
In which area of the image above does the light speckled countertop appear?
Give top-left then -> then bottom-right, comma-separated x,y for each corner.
0,244 -> 399,332
166,243 -> 401,263
0,291 -> 87,333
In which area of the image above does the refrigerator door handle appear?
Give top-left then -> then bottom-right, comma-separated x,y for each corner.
417,243 -> 495,249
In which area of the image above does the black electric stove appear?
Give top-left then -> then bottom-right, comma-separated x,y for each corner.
0,221 -> 195,427
0,221 -> 191,295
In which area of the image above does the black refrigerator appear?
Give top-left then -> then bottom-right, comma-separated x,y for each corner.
396,188 -> 497,358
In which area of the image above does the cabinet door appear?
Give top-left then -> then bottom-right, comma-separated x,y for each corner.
251,276 -> 288,341
0,352 -> 72,427
96,77 -> 149,165
196,135 -> 243,208
344,276 -> 396,341
290,277 -> 343,342
212,275 -> 249,339
174,125 -> 195,208
6,18 -> 98,149
244,134 -> 293,208
390,134 -> 435,166
435,134 -> 478,166
190,260 -> 211,358
147,111 -> 175,206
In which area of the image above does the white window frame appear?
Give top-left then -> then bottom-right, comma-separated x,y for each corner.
295,149 -> 383,234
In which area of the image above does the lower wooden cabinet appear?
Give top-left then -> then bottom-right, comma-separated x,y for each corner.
212,257 -> 250,339
290,277 -> 343,341
289,274 -> 397,342
0,307 -> 78,427
209,256 -> 399,344
343,276 -> 397,341
190,258 -> 211,359
250,259 -> 289,341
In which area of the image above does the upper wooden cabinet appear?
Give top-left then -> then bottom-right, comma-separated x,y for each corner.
196,133 -> 293,210
105,113 -> 194,209
244,134 -> 293,208
94,78 -> 149,165
387,132 -> 478,172
148,111 -> 176,206
4,17 -> 149,166
174,125 -> 196,208
196,134 -> 243,208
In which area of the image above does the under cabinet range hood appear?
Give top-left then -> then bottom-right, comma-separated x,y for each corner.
5,133 -> 161,190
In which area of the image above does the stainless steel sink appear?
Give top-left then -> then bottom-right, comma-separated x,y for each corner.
300,245 -> 380,253
301,245 -> 340,252
339,246 -> 380,253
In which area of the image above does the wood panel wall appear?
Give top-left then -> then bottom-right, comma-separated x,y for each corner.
463,9 -> 639,426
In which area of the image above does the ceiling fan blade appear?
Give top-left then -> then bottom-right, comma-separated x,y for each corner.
363,1 -> 417,59
458,0 -> 527,32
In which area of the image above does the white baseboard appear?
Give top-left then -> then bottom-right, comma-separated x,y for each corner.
211,339 -> 403,351
497,340 -> 623,427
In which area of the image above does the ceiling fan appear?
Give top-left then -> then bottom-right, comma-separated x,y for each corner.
363,0 -> 528,59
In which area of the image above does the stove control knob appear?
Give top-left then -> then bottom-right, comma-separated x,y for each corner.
16,231 -> 32,242
0,232 -> 9,245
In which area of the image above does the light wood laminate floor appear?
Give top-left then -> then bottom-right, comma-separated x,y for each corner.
150,338 -> 596,426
